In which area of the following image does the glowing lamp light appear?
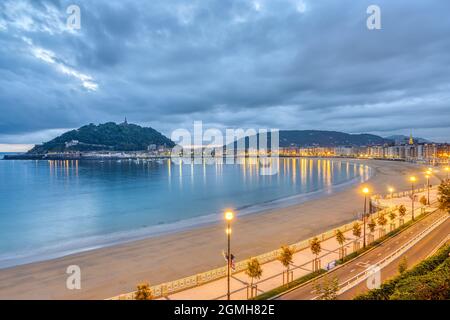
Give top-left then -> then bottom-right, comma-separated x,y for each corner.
362,187 -> 369,194
410,176 -> 417,182
225,211 -> 234,221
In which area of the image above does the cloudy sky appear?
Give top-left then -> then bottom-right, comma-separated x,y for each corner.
1,0 -> 450,150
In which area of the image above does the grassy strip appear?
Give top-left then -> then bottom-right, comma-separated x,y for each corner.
252,269 -> 326,300
255,210 -> 433,300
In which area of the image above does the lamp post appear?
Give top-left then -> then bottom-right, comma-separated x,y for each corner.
410,176 -> 416,221
425,171 -> 431,205
225,210 -> 234,300
445,167 -> 449,180
362,187 -> 369,248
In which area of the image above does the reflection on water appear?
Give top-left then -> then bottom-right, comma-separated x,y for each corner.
0,158 -> 370,266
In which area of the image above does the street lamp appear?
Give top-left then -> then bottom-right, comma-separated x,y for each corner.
410,176 -> 417,221
225,210 -> 234,300
445,167 -> 449,180
425,172 -> 431,205
388,187 -> 394,198
388,187 -> 395,206
362,187 -> 370,248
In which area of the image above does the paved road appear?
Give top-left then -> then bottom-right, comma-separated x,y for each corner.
278,209 -> 449,300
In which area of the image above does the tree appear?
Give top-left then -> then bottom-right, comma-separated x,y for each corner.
420,195 -> 428,206
352,222 -> 362,238
368,219 -> 376,234
398,205 -> 407,218
245,258 -> 263,287
335,229 -> 346,258
278,246 -> 294,274
398,256 -> 408,274
389,211 -> 397,223
438,181 -> 450,213
314,276 -> 339,300
377,215 -> 387,228
134,283 -> 153,300
310,237 -> 322,258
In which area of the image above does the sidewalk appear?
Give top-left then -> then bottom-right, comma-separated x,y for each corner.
147,188 -> 438,300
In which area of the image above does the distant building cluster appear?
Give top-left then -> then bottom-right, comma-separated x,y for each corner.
280,135 -> 450,165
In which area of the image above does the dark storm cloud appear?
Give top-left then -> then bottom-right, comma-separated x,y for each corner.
0,0 -> 450,144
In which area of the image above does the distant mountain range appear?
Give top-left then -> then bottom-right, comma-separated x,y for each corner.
27,125 -> 399,154
28,122 -> 174,154
27,121 -> 429,155
279,130 -> 391,147
229,130 -> 392,149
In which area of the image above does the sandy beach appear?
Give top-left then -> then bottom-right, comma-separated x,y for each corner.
0,159 -> 439,299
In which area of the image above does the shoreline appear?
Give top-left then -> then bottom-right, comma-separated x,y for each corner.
0,159 -> 436,299
0,160 -> 372,269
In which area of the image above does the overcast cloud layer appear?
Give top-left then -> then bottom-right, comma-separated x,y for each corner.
1,0 -> 450,145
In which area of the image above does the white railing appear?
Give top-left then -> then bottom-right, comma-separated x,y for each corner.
109,189 -> 437,300
336,210 -> 448,295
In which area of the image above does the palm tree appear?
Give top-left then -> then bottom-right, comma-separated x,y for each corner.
310,237 -> 322,270
398,204 -> 407,218
245,258 -> 263,289
352,222 -> 362,251
368,219 -> 376,233
352,222 -> 362,239
135,283 -> 153,300
278,246 -> 294,277
420,195 -> 427,206
377,214 -> 387,237
335,229 -> 346,259
389,211 -> 397,230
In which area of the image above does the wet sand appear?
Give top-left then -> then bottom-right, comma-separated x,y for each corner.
0,159 -> 437,299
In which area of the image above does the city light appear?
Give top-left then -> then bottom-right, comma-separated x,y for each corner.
225,211 -> 234,221
362,187 -> 369,194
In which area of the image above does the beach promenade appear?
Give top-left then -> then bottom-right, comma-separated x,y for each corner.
113,188 -> 441,300
0,160 -> 441,299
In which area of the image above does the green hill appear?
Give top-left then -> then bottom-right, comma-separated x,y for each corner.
28,122 -> 175,153
230,130 -> 391,150
279,130 -> 391,147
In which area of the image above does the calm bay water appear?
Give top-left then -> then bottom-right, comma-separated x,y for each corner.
0,156 -> 371,268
